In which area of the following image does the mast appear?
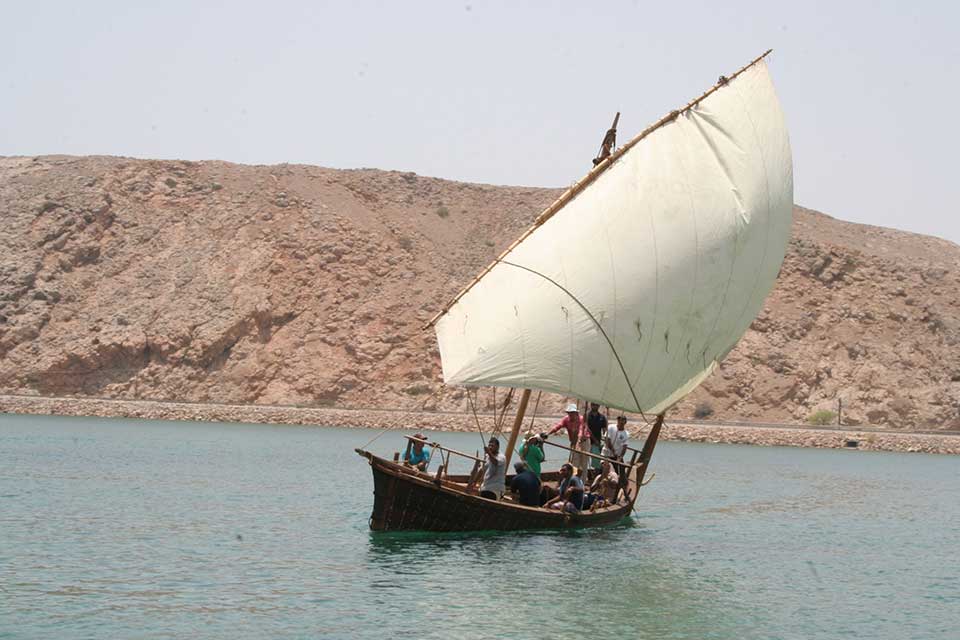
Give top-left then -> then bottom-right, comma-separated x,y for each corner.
635,414 -> 664,487
503,388 -> 532,468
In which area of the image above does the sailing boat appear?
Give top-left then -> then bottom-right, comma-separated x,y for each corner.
355,50 -> 793,532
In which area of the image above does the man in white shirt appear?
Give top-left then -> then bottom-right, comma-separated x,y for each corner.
582,459 -> 621,510
602,415 -> 630,478
590,460 -> 621,503
479,437 -> 506,500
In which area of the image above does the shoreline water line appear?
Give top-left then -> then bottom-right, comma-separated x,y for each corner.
1,394 -> 957,455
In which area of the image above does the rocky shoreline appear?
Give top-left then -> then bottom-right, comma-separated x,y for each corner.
4,157 -> 960,430
2,394 -> 957,455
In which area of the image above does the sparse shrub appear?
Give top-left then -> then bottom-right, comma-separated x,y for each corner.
807,409 -> 836,426
693,402 -> 714,419
397,236 -> 414,251
405,384 -> 431,396
484,239 -> 495,248
436,205 -> 450,218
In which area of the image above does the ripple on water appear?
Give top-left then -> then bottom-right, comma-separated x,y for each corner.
1,416 -> 958,639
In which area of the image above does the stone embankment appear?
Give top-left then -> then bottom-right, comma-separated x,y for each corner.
2,395 -> 957,455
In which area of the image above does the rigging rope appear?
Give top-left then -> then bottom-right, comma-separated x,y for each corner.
515,389 -> 543,463
356,384 -> 447,450
499,259 -> 647,419
526,390 -> 542,435
493,387 -> 515,436
466,388 -> 488,450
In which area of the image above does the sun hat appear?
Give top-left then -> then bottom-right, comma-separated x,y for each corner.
565,403 -> 579,413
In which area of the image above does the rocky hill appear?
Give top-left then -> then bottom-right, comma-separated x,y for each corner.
1,155 -> 958,429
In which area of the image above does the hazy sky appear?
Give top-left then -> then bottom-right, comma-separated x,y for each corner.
3,1 -> 958,243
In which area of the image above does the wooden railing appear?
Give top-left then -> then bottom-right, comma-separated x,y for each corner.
396,432 -> 651,500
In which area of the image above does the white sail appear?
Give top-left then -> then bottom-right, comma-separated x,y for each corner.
434,58 -> 793,413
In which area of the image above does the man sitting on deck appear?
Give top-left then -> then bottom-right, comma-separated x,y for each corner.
583,459 -> 620,510
402,433 -> 431,472
479,437 -> 506,500
509,461 -> 541,507
545,463 -> 585,513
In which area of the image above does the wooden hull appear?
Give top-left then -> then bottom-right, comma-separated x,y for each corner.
356,450 -> 638,532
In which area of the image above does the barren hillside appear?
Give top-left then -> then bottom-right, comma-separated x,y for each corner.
1,155 -> 958,429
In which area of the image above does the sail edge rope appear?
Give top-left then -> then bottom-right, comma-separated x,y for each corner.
499,259 -> 648,422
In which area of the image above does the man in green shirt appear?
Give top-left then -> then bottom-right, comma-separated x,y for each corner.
518,434 -> 545,478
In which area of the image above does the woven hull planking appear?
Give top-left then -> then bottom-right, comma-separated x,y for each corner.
357,451 -> 638,532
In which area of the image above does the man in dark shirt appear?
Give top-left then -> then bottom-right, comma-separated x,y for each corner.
545,463 -> 585,512
586,403 -> 608,472
508,461 -> 541,507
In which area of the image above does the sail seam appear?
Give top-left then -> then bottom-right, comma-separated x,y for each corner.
499,259 -> 644,412
514,292 -> 528,389
645,119 -> 702,403
724,71 -> 776,356
629,178 -> 660,398
599,198 -> 618,403
556,258 -> 576,395
685,108 -> 741,366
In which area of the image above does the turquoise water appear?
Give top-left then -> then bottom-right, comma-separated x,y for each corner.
1,413 -> 958,639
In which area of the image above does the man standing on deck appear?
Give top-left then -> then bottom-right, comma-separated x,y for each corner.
548,403 -> 590,472
603,415 -> 630,479
479,437 -> 506,500
586,403 -> 608,473
518,434 -> 545,478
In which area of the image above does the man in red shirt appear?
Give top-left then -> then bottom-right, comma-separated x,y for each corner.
548,403 -> 590,471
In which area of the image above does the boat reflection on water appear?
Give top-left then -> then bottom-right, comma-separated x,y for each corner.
361,518 -> 750,637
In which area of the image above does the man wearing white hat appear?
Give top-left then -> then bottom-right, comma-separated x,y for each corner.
548,402 -> 591,472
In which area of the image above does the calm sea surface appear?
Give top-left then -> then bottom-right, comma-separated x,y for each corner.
1,413 -> 958,639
